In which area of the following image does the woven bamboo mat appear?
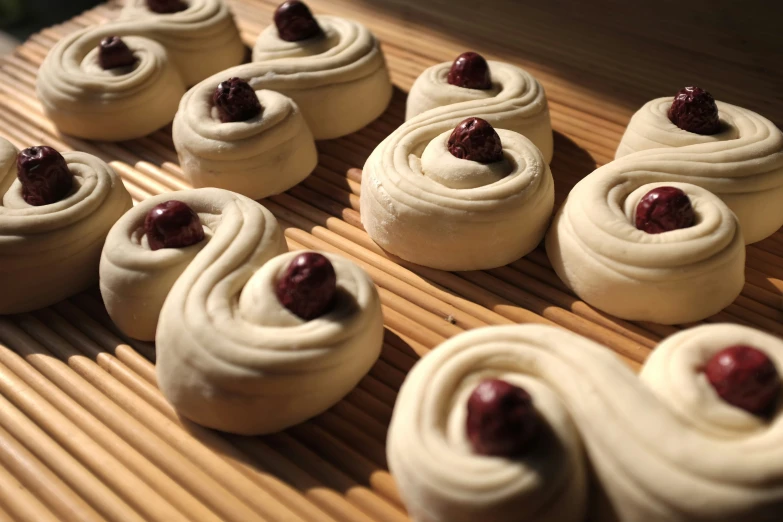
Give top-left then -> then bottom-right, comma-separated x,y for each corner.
0,0 -> 781,520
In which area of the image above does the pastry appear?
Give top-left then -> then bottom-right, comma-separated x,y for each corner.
615,86 -> 783,244
405,51 -> 553,162
175,1 -> 392,142
546,171 -> 745,324
172,76 -> 318,199
36,0 -> 244,141
100,188 -> 383,434
387,323 -> 783,522
0,139 -> 132,314
100,188 -> 286,341
361,116 -> 554,270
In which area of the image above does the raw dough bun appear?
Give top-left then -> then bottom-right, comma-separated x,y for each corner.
36,0 -> 244,141
99,188 -> 287,341
615,98 -> 783,244
388,325 -> 588,522
172,89 -> 318,199
361,124 -> 554,270
0,138 -> 132,314
405,60 -> 553,163
157,250 -> 384,435
388,323 -> 783,522
546,172 -> 744,324
179,15 -> 393,141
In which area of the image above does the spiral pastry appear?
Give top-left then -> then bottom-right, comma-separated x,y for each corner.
360,117 -> 554,271
0,138 -> 132,314
157,249 -> 383,434
177,14 -> 392,141
100,188 -> 287,341
36,0 -> 244,141
100,188 -> 383,434
388,323 -> 783,522
172,86 -> 318,200
614,97 -> 783,244
405,58 -> 553,162
545,171 -> 745,324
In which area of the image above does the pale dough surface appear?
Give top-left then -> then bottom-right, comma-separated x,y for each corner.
388,323 -> 783,522
173,89 -> 317,199
615,98 -> 783,244
156,249 -> 383,435
178,15 -> 393,141
100,188 -> 287,341
36,0 -> 244,141
361,124 -> 554,270
0,138 -> 132,314
546,173 -> 745,324
405,60 -> 553,163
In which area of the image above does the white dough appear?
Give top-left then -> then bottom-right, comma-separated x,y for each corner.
100,188 -> 383,434
361,124 -> 554,271
156,250 -> 383,435
615,98 -> 783,244
36,0 -> 244,141
177,15 -> 393,141
0,138 -> 132,314
100,188 -> 287,341
546,173 -> 745,324
388,323 -> 783,522
173,89 -> 318,199
405,60 -> 553,163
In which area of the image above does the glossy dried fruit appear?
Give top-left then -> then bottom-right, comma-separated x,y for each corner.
146,0 -> 188,14
212,78 -> 263,123
668,86 -> 721,135
705,345 -> 780,415
447,52 -> 492,90
276,253 -> 337,320
274,1 -> 323,42
144,200 -> 205,251
16,146 -> 74,206
466,379 -> 540,457
447,117 -> 503,163
98,36 -> 136,70
635,186 -> 696,234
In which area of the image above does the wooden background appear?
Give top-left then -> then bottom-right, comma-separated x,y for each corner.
0,0 -> 780,520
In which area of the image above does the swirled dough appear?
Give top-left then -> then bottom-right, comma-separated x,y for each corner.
0,138 -> 132,314
100,188 -> 287,341
156,249 -> 384,434
405,60 -> 553,163
615,98 -> 783,244
178,15 -> 393,141
546,173 -> 744,324
36,0 -> 244,141
361,124 -> 554,271
388,323 -> 783,522
172,89 -> 318,199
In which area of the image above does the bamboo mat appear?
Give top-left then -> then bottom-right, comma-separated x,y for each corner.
0,0 -> 781,520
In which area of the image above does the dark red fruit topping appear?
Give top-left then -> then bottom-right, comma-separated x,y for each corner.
212,78 -> 263,123
144,200 -> 205,251
668,86 -> 721,135
98,36 -> 136,70
146,0 -> 188,14
447,52 -> 492,90
276,253 -> 337,320
16,146 -> 74,206
274,1 -> 323,42
447,117 -> 503,164
466,379 -> 540,457
705,345 -> 780,416
635,186 -> 696,234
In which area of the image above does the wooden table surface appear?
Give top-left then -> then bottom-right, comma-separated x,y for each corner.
0,0 -> 780,520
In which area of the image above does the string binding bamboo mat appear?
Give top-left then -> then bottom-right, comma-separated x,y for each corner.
0,0 -> 781,520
